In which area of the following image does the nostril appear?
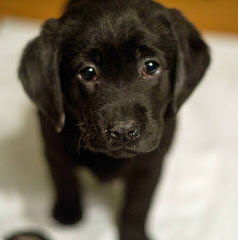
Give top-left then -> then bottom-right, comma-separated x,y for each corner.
110,130 -> 120,139
128,128 -> 140,139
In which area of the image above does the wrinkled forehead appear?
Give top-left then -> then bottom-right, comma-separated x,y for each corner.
84,11 -> 150,46
60,10 -> 176,68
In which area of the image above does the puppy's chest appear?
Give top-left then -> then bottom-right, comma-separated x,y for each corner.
71,150 -> 133,181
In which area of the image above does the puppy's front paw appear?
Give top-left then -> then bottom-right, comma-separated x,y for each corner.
53,198 -> 83,225
121,236 -> 150,240
120,230 -> 150,240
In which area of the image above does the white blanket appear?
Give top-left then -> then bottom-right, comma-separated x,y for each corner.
0,18 -> 238,240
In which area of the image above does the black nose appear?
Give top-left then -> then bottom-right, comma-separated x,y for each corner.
108,120 -> 140,142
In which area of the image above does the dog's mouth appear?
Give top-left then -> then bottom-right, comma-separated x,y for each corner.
80,142 -> 141,158
76,118 -> 161,158
80,140 -> 159,158
105,147 -> 141,158
77,128 -> 161,159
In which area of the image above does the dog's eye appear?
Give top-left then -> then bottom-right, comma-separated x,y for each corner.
78,67 -> 97,81
143,60 -> 160,76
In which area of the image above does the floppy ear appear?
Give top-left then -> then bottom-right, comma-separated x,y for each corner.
18,18 -> 65,132
168,9 -> 210,113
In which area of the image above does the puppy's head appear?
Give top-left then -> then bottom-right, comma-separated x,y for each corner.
19,0 -> 210,158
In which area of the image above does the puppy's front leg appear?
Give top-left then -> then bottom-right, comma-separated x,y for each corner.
39,112 -> 82,225
119,153 -> 163,240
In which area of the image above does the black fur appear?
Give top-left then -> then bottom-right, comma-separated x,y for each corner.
18,0 -> 210,239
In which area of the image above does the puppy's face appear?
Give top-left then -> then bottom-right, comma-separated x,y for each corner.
19,0 -> 210,159
60,10 -> 176,158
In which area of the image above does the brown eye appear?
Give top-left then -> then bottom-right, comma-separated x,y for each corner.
78,67 -> 97,81
143,60 -> 160,76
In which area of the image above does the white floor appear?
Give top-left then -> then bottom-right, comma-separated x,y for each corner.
0,18 -> 238,240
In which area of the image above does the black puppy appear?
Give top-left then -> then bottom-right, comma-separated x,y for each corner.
19,0 -> 210,239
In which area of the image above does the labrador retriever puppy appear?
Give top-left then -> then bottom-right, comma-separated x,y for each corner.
18,0 -> 210,239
